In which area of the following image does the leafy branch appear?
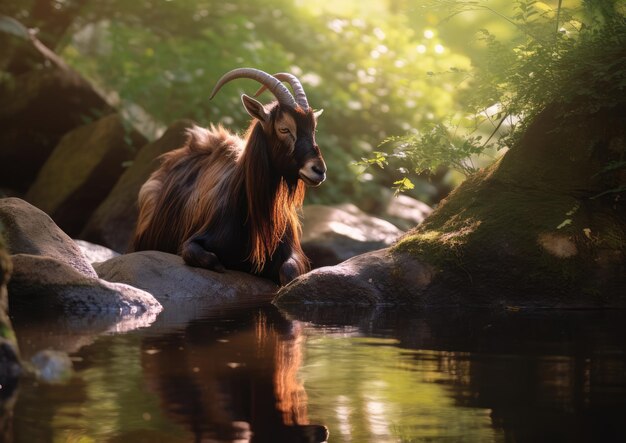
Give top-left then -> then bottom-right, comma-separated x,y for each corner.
360,0 -> 626,195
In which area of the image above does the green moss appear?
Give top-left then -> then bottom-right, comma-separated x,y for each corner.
0,322 -> 15,341
391,156 -> 626,301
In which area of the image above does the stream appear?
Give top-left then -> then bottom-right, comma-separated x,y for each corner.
5,303 -> 626,442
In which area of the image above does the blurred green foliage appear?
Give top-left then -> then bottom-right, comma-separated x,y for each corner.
359,0 -> 626,192
1,0 -> 480,206
3,1 -> 623,205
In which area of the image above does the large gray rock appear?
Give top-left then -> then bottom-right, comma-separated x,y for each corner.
0,198 -> 162,319
81,120 -> 195,252
301,203 -> 403,268
274,249 -> 435,306
9,254 -> 161,316
0,197 -> 96,278
95,251 -> 278,306
25,114 -> 147,236
0,29 -> 114,192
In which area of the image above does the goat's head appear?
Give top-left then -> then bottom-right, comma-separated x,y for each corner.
210,68 -> 326,187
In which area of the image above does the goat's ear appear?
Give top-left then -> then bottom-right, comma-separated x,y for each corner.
241,94 -> 270,123
314,108 -> 324,119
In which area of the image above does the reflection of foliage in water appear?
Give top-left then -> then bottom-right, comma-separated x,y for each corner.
14,334 -> 189,442
299,335 -> 502,443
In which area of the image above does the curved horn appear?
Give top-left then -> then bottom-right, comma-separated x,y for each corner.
209,68 -> 297,108
254,73 -> 309,111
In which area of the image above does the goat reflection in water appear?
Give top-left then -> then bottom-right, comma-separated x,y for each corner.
140,308 -> 328,443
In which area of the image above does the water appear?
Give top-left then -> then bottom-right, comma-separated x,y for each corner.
4,303 -> 626,442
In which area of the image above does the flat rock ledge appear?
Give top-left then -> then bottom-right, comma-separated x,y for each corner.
274,249 -> 435,307
94,251 -> 278,306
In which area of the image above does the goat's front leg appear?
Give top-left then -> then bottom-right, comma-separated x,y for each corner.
182,235 -> 226,272
279,258 -> 299,286
279,253 -> 309,286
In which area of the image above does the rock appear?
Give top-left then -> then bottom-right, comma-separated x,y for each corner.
24,114 -> 147,236
301,203 -> 403,268
278,103 -> 626,309
0,197 -> 96,278
274,249 -> 435,306
74,239 -> 119,264
0,16 -> 45,75
30,350 -> 73,384
0,187 -> 21,199
1,198 -> 162,322
81,120 -> 196,252
382,195 -> 432,231
0,30 -> 114,191
0,230 -> 21,399
94,251 -> 277,306
9,254 -> 162,316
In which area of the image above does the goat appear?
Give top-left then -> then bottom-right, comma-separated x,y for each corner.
131,68 -> 326,285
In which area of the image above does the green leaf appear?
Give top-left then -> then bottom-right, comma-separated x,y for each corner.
393,177 -> 415,195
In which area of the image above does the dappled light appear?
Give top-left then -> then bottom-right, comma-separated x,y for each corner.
8,307 -> 626,442
1,0 -> 625,442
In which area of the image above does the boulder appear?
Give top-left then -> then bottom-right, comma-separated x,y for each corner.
0,16 -> 46,76
94,250 -> 278,306
0,197 -> 96,278
276,103 -> 626,309
382,194 -> 432,231
9,254 -> 161,316
0,198 -> 162,321
74,239 -> 119,264
274,249 -> 435,306
81,120 -> 195,252
0,28 -> 114,191
301,203 -> 403,268
25,114 -> 147,236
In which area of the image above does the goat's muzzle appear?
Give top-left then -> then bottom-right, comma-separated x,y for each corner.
299,159 -> 327,187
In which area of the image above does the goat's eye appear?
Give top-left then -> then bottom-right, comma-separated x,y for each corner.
278,128 -> 291,134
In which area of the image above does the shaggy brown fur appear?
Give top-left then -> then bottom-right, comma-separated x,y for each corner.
132,101 -> 323,284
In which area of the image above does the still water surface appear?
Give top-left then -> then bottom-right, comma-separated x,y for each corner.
6,304 -> 626,442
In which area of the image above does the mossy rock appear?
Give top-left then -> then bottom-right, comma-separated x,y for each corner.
25,113 -> 147,237
276,103 -> 626,308
0,228 -> 21,399
393,104 -> 625,305
0,30 -> 114,192
80,119 -> 196,252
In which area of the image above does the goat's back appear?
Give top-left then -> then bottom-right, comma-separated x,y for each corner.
132,124 -> 244,253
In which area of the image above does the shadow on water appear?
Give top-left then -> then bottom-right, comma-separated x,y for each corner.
4,301 -> 626,442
